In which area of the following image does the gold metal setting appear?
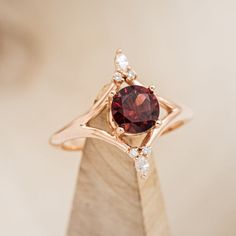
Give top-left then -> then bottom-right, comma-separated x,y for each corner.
50,49 -> 192,178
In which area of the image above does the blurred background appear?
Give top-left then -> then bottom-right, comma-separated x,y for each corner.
0,1 -> 235,236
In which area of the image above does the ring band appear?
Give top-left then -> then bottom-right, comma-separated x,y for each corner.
50,49 -> 192,177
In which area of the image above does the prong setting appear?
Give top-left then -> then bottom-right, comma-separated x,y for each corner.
109,90 -> 116,99
113,72 -> 124,83
128,148 -> 139,158
112,50 -> 161,178
116,48 -> 122,54
126,70 -> 136,82
135,156 -> 150,178
116,127 -> 125,136
51,49 -> 190,180
149,85 -> 156,92
142,146 -> 152,156
115,51 -> 129,72
156,119 -> 162,127
127,145 -> 153,178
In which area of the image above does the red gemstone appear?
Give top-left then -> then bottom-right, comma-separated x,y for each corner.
111,85 -> 160,134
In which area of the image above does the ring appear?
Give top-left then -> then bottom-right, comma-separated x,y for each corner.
50,49 -> 192,178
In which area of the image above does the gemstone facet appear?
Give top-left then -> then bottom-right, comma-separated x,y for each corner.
111,85 -> 160,134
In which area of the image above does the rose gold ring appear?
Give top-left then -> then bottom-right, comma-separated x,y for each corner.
50,49 -> 192,178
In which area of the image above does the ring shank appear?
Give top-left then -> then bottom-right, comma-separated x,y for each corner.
50,81 -> 192,151
62,138 -> 86,151
51,105 -> 192,151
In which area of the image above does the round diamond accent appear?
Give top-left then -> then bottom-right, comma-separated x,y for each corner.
113,72 -> 123,82
127,70 -> 136,80
135,156 -> 150,176
142,146 -> 152,156
111,85 -> 160,134
129,148 -> 139,158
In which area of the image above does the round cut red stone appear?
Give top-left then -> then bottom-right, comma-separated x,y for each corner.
111,85 -> 160,134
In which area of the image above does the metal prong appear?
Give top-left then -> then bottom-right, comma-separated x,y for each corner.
116,48 -> 122,54
116,127 -> 125,136
156,119 -> 162,127
109,90 -> 116,98
149,85 -> 156,92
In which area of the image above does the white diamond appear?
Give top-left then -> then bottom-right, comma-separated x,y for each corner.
115,53 -> 129,71
135,156 -> 150,176
129,148 -> 138,158
142,146 -> 152,156
113,72 -> 123,82
127,70 -> 136,80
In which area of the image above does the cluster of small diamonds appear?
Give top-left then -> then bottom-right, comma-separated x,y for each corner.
113,51 -> 136,83
128,146 -> 152,178
112,50 -> 154,179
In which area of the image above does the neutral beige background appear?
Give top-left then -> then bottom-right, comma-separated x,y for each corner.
0,1 -> 235,236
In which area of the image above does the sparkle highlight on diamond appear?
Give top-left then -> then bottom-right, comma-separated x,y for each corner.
129,148 -> 139,158
135,156 -> 150,177
115,53 -> 129,71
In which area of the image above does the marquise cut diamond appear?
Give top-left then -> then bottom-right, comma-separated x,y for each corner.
135,156 -> 150,177
115,53 -> 129,71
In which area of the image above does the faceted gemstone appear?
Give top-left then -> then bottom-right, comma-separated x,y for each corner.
115,53 -> 129,71
113,72 -> 123,82
142,146 -> 152,156
111,85 -> 160,134
129,148 -> 139,158
135,156 -> 150,176
127,70 -> 136,80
